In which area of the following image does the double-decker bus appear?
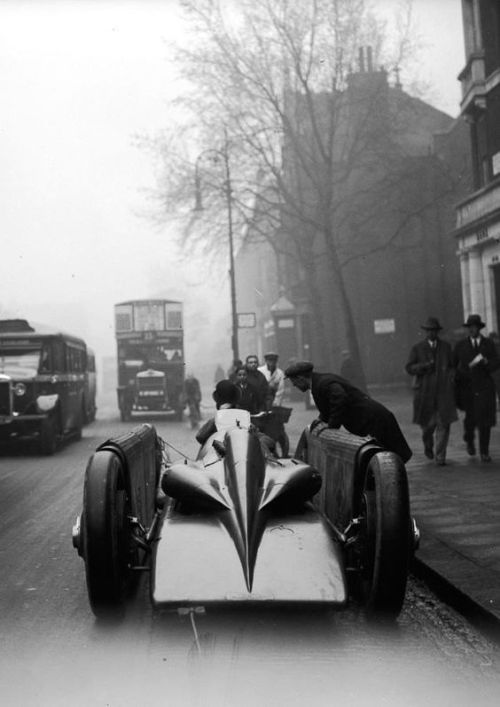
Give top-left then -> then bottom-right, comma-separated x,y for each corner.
0,319 -> 97,454
114,299 -> 184,421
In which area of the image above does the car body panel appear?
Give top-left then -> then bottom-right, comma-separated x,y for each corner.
151,505 -> 346,607
151,409 -> 347,608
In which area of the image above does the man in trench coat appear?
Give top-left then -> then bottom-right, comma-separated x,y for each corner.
405,317 -> 457,466
285,361 -> 412,463
454,314 -> 499,462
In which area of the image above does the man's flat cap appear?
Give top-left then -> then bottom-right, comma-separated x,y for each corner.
263,351 -> 279,359
284,361 -> 314,378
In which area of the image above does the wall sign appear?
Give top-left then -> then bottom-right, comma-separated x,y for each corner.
277,318 -> 295,329
374,318 -> 396,334
237,313 -> 256,328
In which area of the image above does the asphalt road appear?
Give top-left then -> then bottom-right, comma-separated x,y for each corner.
1,394 -> 500,707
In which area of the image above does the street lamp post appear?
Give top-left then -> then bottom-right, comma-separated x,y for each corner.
194,132 -> 239,363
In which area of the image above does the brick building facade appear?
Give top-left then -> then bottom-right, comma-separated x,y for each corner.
235,64 -> 471,385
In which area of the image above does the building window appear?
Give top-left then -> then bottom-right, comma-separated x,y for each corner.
493,151 -> 500,176
482,156 -> 491,184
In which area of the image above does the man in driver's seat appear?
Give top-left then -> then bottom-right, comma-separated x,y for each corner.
195,380 -> 241,445
196,379 -> 275,456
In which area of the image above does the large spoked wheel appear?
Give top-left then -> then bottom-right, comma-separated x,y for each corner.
81,451 -> 133,619
351,452 -> 411,619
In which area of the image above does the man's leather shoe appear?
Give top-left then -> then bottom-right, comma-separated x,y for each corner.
436,460 -> 446,466
466,444 -> 476,456
481,454 -> 492,462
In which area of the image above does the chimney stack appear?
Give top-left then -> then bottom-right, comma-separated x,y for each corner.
359,47 -> 365,73
367,46 -> 373,72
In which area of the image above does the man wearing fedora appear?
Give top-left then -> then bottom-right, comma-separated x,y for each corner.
454,314 -> 500,462
405,317 -> 457,466
284,361 -> 412,463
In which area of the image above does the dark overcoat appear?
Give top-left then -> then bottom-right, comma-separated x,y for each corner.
453,336 -> 499,427
236,383 -> 259,415
310,372 -> 412,463
246,369 -> 270,412
405,338 -> 457,426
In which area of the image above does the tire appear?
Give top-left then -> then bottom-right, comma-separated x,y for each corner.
40,416 -> 58,455
351,452 -> 411,618
81,451 -> 132,619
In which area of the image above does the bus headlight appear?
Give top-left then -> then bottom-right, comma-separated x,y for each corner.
13,382 -> 26,397
36,394 -> 59,413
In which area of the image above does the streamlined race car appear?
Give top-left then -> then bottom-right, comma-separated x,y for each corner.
72,410 -> 418,619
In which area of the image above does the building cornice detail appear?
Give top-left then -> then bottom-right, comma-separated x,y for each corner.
455,180 -> 500,231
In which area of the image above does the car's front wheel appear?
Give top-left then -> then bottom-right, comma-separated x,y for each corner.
350,452 -> 411,619
81,451 -> 132,619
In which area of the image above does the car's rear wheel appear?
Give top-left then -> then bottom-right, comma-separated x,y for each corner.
81,451 -> 132,619
351,452 -> 411,618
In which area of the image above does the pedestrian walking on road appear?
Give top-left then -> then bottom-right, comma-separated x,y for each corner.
183,373 -> 202,429
454,314 -> 500,462
405,317 -> 457,466
285,361 -> 412,463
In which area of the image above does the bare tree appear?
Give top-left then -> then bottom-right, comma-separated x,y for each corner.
143,0 -> 458,375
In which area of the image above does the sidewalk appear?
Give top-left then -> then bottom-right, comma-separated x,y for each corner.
374,386 -> 500,636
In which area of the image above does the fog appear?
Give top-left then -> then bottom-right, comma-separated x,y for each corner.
0,0 -> 463,385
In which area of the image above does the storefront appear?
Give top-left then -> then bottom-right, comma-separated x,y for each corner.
455,180 -> 500,332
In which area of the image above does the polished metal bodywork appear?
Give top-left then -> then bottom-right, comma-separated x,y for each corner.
151,410 -> 347,608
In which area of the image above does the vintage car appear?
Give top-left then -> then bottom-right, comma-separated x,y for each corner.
72,411 -> 418,620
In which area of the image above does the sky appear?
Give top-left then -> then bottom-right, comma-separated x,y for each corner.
0,0 -> 465,377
